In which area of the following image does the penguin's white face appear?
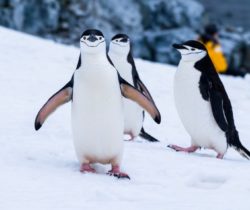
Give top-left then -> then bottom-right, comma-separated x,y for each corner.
173,41 -> 207,62
80,29 -> 106,54
109,34 -> 130,56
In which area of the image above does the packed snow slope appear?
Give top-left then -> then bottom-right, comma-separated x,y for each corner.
0,27 -> 250,210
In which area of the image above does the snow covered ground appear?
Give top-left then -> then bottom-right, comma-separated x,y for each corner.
0,26 -> 250,210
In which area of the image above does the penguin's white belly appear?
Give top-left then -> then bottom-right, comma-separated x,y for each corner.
174,63 -> 227,153
111,58 -> 143,136
71,68 -> 124,164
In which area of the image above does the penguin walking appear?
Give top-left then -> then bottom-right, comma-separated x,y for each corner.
34,29 -> 161,179
168,40 -> 250,159
108,34 -> 160,142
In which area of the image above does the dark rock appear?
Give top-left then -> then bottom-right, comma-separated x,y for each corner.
242,32 -> 250,72
220,29 -> 245,71
143,27 -> 198,64
4,0 -> 61,34
0,0 -> 205,65
0,8 -> 13,27
138,0 -> 204,31
0,0 -> 9,6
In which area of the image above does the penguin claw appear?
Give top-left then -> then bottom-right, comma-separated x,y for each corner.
167,144 -> 182,152
167,144 -> 179,151
115,173 -> 130,180
107,171 -> 130,179
107,165 -> 130,179
167,144 -> 199,153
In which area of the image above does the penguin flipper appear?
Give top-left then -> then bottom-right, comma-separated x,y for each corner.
134,75 -> 161,123
131,67 -> 152,100
135,78 -> 155,102
34,77 -> 73,130
119,76 -> 161,124
209,89 -> 228,132
199,73 -> 228,131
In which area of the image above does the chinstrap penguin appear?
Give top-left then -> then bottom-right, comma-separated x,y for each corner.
108,34 -> 161,142
34,29 -> 161,179
168,40 -> 250,159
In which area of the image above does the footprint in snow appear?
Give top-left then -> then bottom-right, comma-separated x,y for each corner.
187,173 -> 227,189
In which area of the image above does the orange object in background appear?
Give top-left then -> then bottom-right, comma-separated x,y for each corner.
200,40 -> 228,73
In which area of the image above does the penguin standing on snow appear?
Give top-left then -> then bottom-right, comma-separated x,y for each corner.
34,29 -> 161,179
168,40 -> 250,159
108,34 -> 160,142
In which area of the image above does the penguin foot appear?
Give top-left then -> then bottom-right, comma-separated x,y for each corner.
216,153 -> 224,159
80,163 -> 96,173
107,165 -> 130,179
168,144 -> 199,153
127,136 -> 135,141
124,132 -> 135,141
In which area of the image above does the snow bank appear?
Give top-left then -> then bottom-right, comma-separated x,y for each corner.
0,27 -> 250,210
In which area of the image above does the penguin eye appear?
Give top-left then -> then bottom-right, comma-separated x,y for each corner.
83,36 -> 86,40
191,48 -> 195,51
99,36 -> 102,40
116,40 -> 118,42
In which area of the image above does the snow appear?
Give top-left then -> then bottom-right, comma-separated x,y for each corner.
1,26 -> 250,210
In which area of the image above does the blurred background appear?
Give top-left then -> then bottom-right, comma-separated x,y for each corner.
0,0 -> 250,72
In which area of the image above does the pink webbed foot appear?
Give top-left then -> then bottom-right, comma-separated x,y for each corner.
216,153 -> 224,159
80,163 -> 96,173
107,165 -> 130,179
168,144 -> 200,153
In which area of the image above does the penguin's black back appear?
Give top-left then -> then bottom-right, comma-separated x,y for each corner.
126,39 -> 140,89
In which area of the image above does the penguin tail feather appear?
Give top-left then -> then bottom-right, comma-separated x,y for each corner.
139,127 -> 159,142
227,129 -> 250,160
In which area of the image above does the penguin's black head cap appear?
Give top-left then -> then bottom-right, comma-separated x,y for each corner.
183,40 -> 207,51
173,40 -> 206,51
80,29 -> 105,49
81,29 -> 104,39
81,29 -> 104,43
111,34 -> 130,43
173,40 -> 207,62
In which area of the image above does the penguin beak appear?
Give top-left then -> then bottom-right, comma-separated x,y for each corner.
172,44 -> 188,50
88,34 -> 98,42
